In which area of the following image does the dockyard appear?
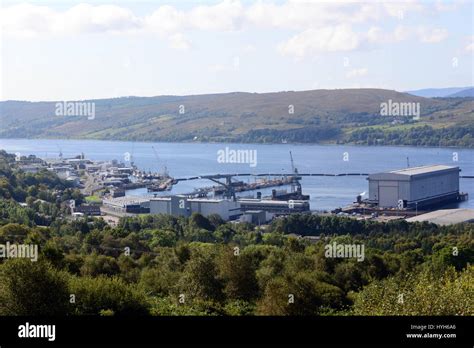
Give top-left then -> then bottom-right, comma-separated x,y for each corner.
15,152 -> 474,227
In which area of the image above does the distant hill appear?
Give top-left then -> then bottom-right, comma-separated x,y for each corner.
446,88 -> 474,98
406,87 -> 473,98
0,88 -> 473,146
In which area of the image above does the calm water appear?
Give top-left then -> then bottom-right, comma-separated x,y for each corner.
1,138 -> 473,211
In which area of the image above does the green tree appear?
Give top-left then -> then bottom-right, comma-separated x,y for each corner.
177,248 -> 224,302
69,275 -> 150,315
0,259 -> 70,315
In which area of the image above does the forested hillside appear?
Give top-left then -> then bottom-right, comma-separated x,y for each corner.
1,89 -> 473,146
0,150 -> 473,316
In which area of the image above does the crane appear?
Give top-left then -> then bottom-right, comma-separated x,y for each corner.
289,151 -> 298,175
130,142 -> 135,168
152,146 -> 169,178
289,151 -> 303,194
56,145 -> 63,160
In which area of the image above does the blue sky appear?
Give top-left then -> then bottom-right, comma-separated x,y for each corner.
1,0 -> 473,101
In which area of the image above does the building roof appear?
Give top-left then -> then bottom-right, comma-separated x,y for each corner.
239,198 -> 308,206
368,164 -> 460,181
151,197 -> 229,203
103,196 -> 150,207
406,209 -> 474,225
389,165 -> 458,176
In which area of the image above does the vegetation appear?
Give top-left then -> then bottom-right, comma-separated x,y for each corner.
348,124 -> 474,147
1,89 -> 473,146
0,150 -> 472,316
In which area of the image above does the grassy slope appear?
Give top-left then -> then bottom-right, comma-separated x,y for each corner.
0,89 -> 473,143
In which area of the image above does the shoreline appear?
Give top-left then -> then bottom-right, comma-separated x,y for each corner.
0,137 -> 472,150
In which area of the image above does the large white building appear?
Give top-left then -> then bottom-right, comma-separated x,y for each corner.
368,165 -> 460,209
150,196 -> 242,221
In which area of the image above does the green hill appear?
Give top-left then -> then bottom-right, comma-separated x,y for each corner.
1,89 -> 473,146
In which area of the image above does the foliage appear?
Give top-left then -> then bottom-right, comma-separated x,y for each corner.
0,153 -> 472,316
353,266 -> 474,315
0,259 -> 70,315
69,275 -> 150,315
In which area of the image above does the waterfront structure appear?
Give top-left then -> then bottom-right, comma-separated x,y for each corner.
240,210 -> 268,224
238,198 -> 310,214
150,196 -> 241,221
73,204 -> 101,216
102,196 -> 150,214
367,165 -> 460,209
406,208 -> 474,225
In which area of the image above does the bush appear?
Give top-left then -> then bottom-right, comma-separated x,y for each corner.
0,259 -> 70,315
353,266 -> 474,315
69,275 -> 150,315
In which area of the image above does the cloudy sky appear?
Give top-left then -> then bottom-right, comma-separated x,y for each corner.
1,0 -> 473,101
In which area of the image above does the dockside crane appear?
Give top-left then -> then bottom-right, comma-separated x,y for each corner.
152,146 -> 169,178
130,142 -> 135,168
289,151 -> 303,194
56,145 -> 63,160
289,151 -> 298,175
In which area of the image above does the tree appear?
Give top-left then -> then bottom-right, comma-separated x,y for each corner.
0,259 -> 70,315
218,247 -> 259,300
353,266 -> 474,315
69,275 -> 150,315
189,213 -> 214,231
80,253 -> 120,277
257,271 -> 346,315
177,248 -> 224,302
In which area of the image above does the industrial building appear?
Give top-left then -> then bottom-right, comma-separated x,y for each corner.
238,198 -> 310,214
240,210 -> 269,225
73,204 -> 101,216
102,196 -> 150,214
367,165 -> 460,209
150,196 -> 242,221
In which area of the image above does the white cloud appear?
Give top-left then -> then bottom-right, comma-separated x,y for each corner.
0,0 -> 454,54
382,0 -> 424,19
417,27 -> 448,43
434,0 -> 466,12
144,0 -> 243,33
59,4 -> 141,34
1,1 -> 451,37
278,26 -> 364,59
168,33 -> 191,51
0,3 -> 57,38
393,26 -> 413,42
346,68 -> 368,78
144,5 -> 184,35
0,3 -> 141,38
245,1 -> 383,30
465,36 -> 474,52
188,0 -> 243,31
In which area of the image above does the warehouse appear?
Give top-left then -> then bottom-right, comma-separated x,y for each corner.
367,165 -> 460,209
238,198 -> 310,214
150,196 -> 242,221
102,196 -> 150,214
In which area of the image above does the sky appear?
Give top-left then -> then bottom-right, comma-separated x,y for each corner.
0,0 -> 473,101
